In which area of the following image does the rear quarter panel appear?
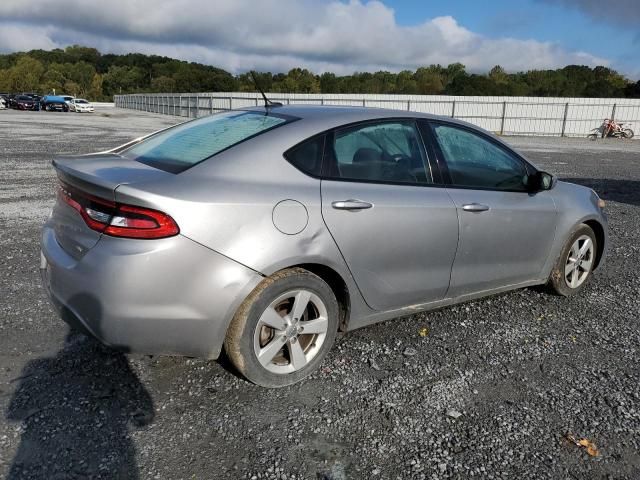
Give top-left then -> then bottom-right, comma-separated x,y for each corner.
113,126 -> 376,324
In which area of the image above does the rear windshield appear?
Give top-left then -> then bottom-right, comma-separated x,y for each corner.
123,111 -> 296,173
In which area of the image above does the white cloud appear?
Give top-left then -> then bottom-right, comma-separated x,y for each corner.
0,0 -> 612,75
0,23 -> 57,52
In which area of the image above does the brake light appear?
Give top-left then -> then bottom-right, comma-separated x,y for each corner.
58,181 -> 179,239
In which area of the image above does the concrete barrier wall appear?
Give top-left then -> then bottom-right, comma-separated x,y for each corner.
114,92 -> 640,138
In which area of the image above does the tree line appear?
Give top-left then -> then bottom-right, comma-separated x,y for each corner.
0,45 -> 639,101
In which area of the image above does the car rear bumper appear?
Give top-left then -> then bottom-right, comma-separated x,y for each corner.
40,226 -> 263,359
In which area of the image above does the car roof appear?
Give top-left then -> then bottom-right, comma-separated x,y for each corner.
237,104 -> 494,144
244,104 -> 439,121
241,104 -> 486,133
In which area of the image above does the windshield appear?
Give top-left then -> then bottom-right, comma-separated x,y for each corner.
123,111 -> 296,173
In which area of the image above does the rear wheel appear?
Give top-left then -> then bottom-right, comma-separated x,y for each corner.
623,128 -> 634,139
224,268 -> 339,387
548,225 -> 597,296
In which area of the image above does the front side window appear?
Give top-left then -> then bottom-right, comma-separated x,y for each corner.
124,111 -> 295,173
431,124 -> 528,191
325,121 -> 431,184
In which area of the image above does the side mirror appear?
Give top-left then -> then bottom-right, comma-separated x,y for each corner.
528,171 -> 555,192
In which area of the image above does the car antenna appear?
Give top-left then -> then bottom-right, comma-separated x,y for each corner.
250,71 -> 282,109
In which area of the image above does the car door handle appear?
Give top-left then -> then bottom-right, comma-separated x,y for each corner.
462,203 -> 490,212
332,199 -> 373,210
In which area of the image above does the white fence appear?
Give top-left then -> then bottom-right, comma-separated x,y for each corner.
114,92 -> 640,138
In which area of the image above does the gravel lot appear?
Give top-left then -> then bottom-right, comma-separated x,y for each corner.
1,108 -> 639,480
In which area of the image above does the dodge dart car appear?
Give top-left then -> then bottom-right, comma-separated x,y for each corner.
40,106 -> 607,387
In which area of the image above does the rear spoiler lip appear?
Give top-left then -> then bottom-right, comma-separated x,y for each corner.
52,155 -> 124,200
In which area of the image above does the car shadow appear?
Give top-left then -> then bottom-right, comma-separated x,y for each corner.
563,177 -> 640,207
6,294 -> 154,479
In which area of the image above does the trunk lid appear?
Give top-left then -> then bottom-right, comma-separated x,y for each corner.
49,153 -> 172,259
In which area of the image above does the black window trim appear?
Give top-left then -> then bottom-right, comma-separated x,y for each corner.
282,133 -> 326,178
423,119 -> 539,194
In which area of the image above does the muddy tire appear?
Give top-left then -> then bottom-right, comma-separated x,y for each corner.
548,224 -> 597,296
224,268 -> 339,388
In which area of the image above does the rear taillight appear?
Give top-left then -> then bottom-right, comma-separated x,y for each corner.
58,181 -> 179,239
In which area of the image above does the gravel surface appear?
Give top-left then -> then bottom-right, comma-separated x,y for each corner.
1,109 -> 639,479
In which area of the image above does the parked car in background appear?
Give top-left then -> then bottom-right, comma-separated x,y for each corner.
40,106 -> 608,387
69,98 -> 95,113
4,94 -> 17,109
13,95 -> 39,110
42,95 -> 69,112
27,94 -> 42,107
61,95 -> 75,106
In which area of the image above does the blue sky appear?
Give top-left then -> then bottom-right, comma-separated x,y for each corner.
390,0 -> 638,77
0,0 -> 638,79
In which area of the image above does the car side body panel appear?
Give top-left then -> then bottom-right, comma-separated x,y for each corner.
320,179 -> 458,310
40,106 -> 609,359
112,133 -> 378,333
445,188 -> 558,297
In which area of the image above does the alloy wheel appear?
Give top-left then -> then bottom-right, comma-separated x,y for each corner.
253,289 -> 329,374
564,234 -> 594,289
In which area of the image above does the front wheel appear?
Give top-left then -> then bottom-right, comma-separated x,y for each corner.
224,268 -> 339,387
623,128 -> 634,139
548,225 -> 597,296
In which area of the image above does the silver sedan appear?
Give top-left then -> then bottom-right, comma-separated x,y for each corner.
41,106 -> 608,387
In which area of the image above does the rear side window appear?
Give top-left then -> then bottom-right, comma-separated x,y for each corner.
124,111 -> 296,173
284,135 -> 324,177
325,121 -> 432,185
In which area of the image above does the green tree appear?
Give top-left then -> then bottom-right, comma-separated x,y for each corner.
395,70 -> 417,94
319,72 -> 339,93
63,80 -> 81,96
489,65 -> 508,84
87,73 -> 104,100
8,56 -> 45,92
66,61 -> 96,95
0,45 -> 636,99
151,75 -> 176,93
0,69 -> 11,91
415,67 -> 444,94
277,68 -> 320,93
64,45 -> 100,65
40,63 -> 66,94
